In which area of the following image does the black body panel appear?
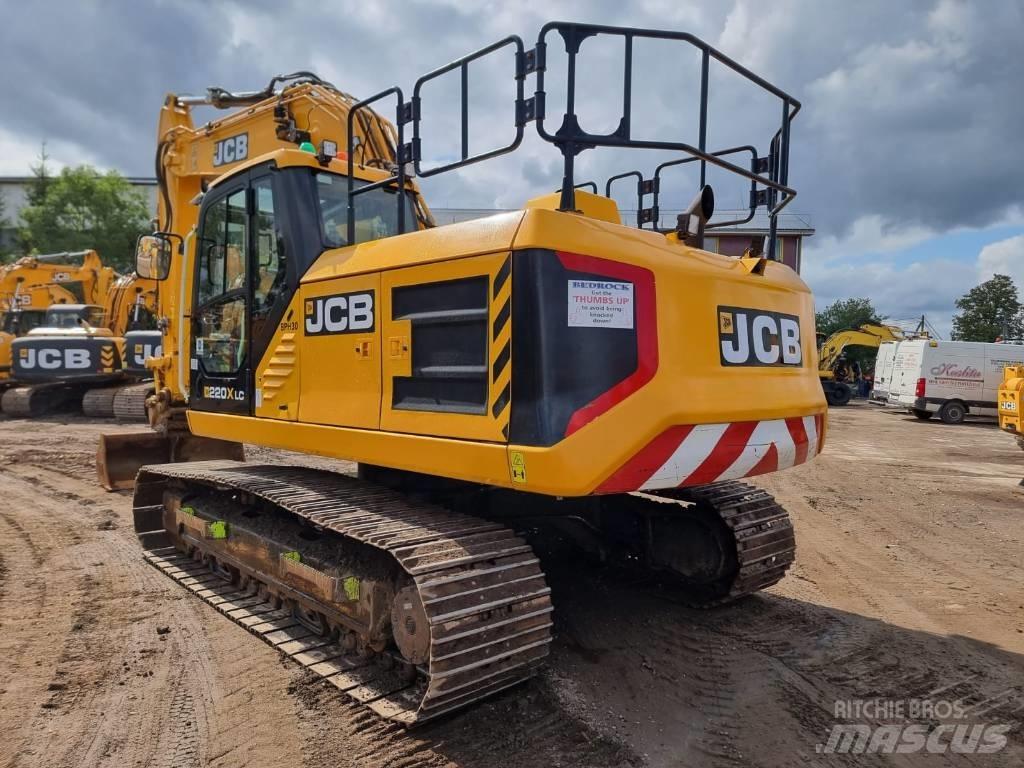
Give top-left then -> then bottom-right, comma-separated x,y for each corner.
509,249 -> 639,446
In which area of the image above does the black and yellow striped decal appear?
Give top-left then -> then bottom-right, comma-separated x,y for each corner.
100,343 -> 117,373
491,254 -> 511,439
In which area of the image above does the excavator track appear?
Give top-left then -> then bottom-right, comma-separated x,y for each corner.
112,382 -> 153,421
0,384 -> 77,418
82,386 -> 119,418
651,481 -> 796,606
133,460 -> 553,725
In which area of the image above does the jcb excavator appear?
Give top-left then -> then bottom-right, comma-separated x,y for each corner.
3,271 -> 159,417
817,323 -> 905,406
0,250 -> 118,396
998,365 -> 1023,453
102,23 -> 824,724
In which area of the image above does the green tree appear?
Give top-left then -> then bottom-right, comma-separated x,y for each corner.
17,166 -> 150,272
0,189 -> 11,262
951,274 -> 1023,342
815,297 -> 884,336
815,298 -> 885,375
26,142 -> 52,207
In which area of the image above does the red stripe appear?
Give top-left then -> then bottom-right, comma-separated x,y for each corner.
558,251 -> 658,437
595,425 -> 694,494
745,443 -> 779,479
786,417 -> 810,466
681,421 -> 758,486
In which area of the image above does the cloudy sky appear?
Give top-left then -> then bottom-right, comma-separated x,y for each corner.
1,0 -> 1021,335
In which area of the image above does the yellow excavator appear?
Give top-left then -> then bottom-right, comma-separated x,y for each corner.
3,271 -> 159,417
817,323 -> 905,406
998,365 -> 1023,452
0,250 -> 118,397
101,23 -> 824,724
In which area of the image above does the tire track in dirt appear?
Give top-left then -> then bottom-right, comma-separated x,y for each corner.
0,463 -> 296,768
0,478 -> 85,768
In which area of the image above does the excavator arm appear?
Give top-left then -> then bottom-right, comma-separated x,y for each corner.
818,323 -> 904,375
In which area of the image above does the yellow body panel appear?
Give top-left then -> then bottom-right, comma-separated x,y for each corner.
998,365 -> 1023,436
294,273 -> 381,429
188,410 -> 513,487
190,203 -> 826,497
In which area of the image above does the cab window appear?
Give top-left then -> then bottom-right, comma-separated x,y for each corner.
2,310 -> 45,335
315,171 -> 417,248
196,188 -> 248,374
253,177 -> 284,317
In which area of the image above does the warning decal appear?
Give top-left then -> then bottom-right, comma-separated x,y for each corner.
567,280 -> 634,329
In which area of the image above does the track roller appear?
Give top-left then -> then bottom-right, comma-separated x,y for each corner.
82,386 -> 119,418
0,385 -> 78,418
112,383 -> 154,421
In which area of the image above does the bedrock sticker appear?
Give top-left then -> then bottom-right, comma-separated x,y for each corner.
567,280 -> 634,329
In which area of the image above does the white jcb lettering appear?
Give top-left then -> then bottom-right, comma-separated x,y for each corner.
780,317 -> 801,365
305,300 -> 324,334
234,134 -> 248,163
212,133 -> 249,167
719,307 -> 802,366
39,349 -> 62,369
348,293 -> 373,331
304,291 -> 376,336
65,349 -> 90,369
133,344 -> 161,365
752,315 -> 779,364
324,296 -> 349,332
721,313 -> 750,364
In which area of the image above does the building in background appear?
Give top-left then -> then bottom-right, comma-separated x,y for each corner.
1,176 -> 812,272
0,176 -> 158,253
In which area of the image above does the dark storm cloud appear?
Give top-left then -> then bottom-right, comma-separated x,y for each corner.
0,0 -> 1020,244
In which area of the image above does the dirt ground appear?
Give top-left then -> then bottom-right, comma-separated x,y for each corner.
0,403 -> 1021,767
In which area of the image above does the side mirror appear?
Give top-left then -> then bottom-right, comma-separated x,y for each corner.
135,234 -> 174,281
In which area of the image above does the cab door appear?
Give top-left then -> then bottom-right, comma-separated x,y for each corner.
190,171 -> 287,415
380,252 -> 511,442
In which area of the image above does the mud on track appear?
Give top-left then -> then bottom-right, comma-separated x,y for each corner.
0,406 -> 1021,767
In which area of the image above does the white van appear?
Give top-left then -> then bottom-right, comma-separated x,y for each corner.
888,339 -> 1024,423
869,340 -> 900,405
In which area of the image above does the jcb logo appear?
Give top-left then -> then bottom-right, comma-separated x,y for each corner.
304,291 -> 375,336
213,133 -> 249,167
719,306 -> 802,367
53,272 -> 71,282
132,343 -> 162,366
19,348 -> 92,370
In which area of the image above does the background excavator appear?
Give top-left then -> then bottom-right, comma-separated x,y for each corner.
103,22 -> 823,724
4,271 -> 159,417
998,365 -> 1023,451
0,251 -> 118,397
817,323 -> 905,405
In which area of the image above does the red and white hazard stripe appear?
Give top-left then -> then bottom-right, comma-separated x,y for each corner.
597,414 -> 825,493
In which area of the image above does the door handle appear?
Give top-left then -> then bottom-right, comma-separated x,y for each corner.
388,335 -> 409,358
